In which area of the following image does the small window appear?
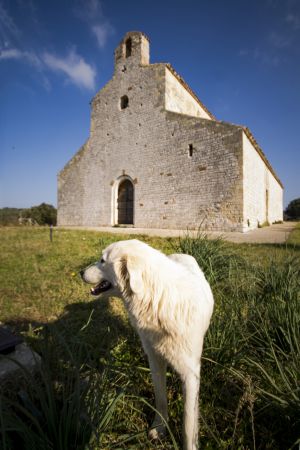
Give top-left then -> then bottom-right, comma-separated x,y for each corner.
120,95 -> 129,109
125,38 -> 132,58
188,144 -> 193,157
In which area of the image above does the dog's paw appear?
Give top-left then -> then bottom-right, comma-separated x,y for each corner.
148,423 -> 167,441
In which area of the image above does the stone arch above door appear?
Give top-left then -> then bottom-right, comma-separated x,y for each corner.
111,175 -> 135,226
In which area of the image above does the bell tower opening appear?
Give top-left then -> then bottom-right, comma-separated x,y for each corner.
125,38 -> 132,57
114,31 -> 150,71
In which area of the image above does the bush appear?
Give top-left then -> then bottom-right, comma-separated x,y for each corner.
284,198 -> 300,220
0,208 -> 21,226
22,203 -> 57,226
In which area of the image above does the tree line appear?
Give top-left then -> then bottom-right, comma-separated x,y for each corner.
0,203 -> 57,226
284,197 -> 300,220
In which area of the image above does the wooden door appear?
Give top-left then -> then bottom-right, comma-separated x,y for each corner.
118,180 -> 134,224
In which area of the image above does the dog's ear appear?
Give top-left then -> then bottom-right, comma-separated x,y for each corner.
114,256 -> 144,297
113,258 -> 128,289
126,256 -> 144,297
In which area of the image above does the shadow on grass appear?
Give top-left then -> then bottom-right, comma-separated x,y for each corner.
1,293 -> 164,450
5,292 -> 135,362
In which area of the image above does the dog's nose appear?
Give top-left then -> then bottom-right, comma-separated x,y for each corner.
79,270 -> 85,279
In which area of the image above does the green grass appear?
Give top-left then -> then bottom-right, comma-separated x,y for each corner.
287,222 -> 300,245
0,227 -> 299,449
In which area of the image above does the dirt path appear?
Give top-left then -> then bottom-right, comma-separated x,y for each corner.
61,222 -> 297,244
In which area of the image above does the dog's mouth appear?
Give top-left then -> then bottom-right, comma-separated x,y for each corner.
90,280 -> 112,296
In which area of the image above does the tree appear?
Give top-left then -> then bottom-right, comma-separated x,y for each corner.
23,203 -> 57,225
284,198 -> 300,220
0,208 -> 21,225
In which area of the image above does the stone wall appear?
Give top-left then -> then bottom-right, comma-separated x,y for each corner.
57,141 -> 89,226
159,112 -> 243,230
165,68 -> 211,119
268,170 -> 283,224
242,132 -> 283,230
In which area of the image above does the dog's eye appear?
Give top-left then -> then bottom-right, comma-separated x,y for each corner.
100,258 -> 105,264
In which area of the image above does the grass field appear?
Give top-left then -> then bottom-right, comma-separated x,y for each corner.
287,222 -> 300,245
0,227 -> 299,449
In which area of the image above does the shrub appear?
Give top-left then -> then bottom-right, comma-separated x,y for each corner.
22,203 -> 57,226
0,208 -> 21,226
284,198 -> 300,220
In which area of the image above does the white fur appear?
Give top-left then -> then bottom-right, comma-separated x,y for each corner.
82,239 -> 214,450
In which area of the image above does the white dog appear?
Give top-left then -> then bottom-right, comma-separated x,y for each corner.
81,239 -> 214,450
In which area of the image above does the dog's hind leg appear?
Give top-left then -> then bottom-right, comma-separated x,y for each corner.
143,344 -> 168,440
182,368 -> 200,450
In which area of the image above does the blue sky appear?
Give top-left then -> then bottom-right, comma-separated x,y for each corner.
0,0 -> 299,209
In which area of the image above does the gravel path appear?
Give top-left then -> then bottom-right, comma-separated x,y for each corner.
61,222 -> 297,244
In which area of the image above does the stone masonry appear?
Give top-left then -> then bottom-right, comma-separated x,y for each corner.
58,31 -> 283,232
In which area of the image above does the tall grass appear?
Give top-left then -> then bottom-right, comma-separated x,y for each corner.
176,233 -> 300,449
175,231 -> 244,286
243,257 -> 300,449
0,327 -> 178,450
287,222 -> 300,246
0,328 -> 125,450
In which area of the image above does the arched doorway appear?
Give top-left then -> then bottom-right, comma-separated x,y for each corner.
117,179 -> 134,225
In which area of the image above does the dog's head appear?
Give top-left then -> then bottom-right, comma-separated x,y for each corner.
80,239 -> 152,297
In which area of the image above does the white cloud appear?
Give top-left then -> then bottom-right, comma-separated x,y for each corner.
0,47 -> 42,68
74,0 -> 103,22
92,22 -> 113,48
0,47 -> 22,59
43,48 -> 96,90
0,2 -> 21,48
286,13 -> 300,29
0,3 -> 97,92
238,49 -> 249,57
73,0 -> 114,49
0,45 -> 96,91
253,48 -> 281,66
268,31 -> 291,48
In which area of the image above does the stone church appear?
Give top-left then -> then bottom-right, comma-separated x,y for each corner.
58,31 -> 283,231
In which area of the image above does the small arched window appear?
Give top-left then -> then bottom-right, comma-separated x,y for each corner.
125,38 -> 132,58
120,95 -> 129,109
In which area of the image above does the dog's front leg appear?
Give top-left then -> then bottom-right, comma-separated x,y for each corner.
143,344 -> 168,440
182,370 -> 200,450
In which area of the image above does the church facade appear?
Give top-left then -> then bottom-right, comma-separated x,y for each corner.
57,31 -> 283,231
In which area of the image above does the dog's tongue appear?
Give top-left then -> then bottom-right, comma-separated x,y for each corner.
90,280 -> 112,296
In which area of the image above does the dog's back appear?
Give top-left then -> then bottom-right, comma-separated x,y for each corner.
168,253 -> 203,277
